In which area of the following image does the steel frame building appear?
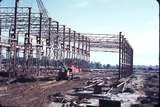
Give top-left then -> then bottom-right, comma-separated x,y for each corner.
0,3 -> 133,79
85,33 -> 133,78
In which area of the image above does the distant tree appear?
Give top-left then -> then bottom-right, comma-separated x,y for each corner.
89,62 -> 114,69
89,62 -> 95,69
148,67 -> 153,71
102,64 -> 107,69
95,62 -> 102,69
102,64 -> 111,69
106,64 -> 111,69
116,64 -> 119,69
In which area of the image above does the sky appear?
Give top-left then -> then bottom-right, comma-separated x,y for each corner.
0,0 -> 159,65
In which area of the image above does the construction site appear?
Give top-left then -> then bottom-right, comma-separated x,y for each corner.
0,0 -> 159,107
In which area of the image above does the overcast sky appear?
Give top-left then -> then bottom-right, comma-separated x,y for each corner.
1,0 -> 159,65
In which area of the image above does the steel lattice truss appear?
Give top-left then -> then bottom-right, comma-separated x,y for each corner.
0,6 -> 133,79
84,34 -> 119,52
83,33 -> 133,78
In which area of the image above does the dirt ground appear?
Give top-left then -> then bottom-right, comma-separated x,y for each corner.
0,71 -> 159,107
0,72 -> 91,107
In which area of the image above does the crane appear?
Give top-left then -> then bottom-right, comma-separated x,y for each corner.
35,0 -> 74,80
36,0 -> 48,18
